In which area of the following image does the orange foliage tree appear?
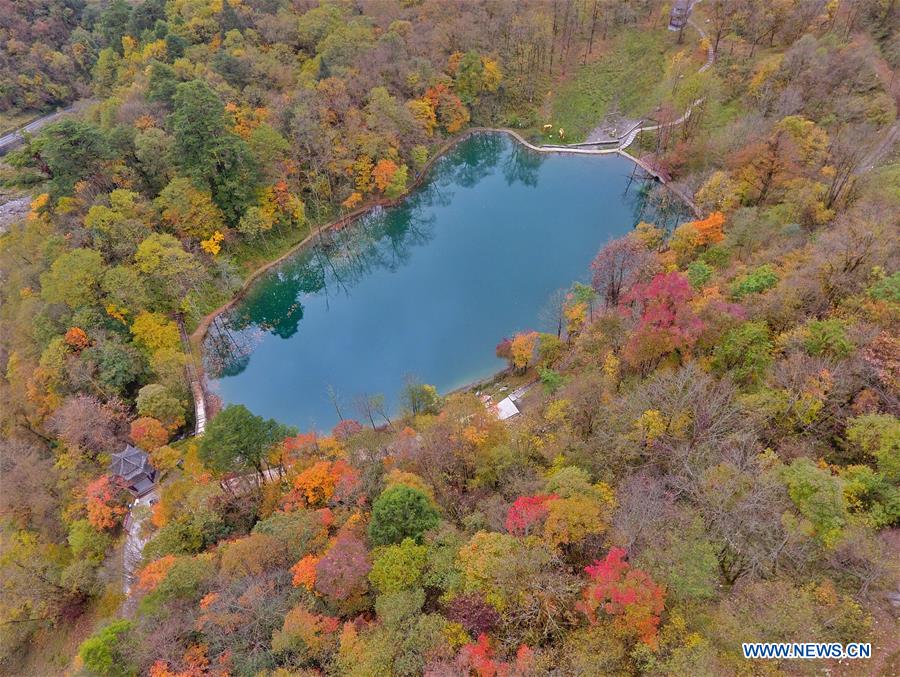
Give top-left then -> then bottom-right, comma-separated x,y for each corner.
509,331 -> 540,372
131,416 -> 170,451
424,83 -> 470,133
290,554 -> 319,590
271,605 -> 340,658
281,431 -> 319,465
85,475 -> 128,530
137,554 -> 177,592
372,159 -> 399,193
64,326 -> 90,351
688,211 -> 726,245
285,460 -> 359,510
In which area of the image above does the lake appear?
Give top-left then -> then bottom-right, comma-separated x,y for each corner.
203,132 -> 684,431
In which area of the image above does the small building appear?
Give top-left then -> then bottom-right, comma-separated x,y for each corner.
110,444 -> 156,497
494,396 -> 520,421
668,0 -> 695,31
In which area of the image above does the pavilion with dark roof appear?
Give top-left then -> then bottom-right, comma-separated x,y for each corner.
110,444 -> 156,497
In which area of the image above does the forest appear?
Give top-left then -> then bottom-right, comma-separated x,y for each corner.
0,0 -> 898,675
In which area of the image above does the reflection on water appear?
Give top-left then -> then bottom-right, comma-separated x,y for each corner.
204,132 -> 688,430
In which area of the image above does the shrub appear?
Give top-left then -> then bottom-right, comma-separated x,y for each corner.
78,620 -> 135,677
730,264 -> 778,298
686,260 -> 713,288
803,319 -> 853,359
868,271 -> 900,303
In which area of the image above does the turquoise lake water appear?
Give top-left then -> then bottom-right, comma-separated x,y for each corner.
204,132 -> 684,431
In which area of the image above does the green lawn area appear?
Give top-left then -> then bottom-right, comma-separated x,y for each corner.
548,29 -> 682,143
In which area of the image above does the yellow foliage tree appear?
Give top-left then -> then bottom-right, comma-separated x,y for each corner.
510,331 -> 540,372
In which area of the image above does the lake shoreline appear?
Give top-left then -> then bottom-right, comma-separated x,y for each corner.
190,127 -> 694,353
189,128 -> 696,426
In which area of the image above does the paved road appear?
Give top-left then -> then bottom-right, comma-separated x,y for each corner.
0,99 -> 94,155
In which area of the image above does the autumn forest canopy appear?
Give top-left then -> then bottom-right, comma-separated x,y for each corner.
0,0 -> 899,675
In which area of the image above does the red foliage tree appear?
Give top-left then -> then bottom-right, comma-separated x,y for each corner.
455,634 -> 535,677
621,272 -> 704,372
504,494 -> 558,536
495,337 -> 512,362
578,547 -> 666,647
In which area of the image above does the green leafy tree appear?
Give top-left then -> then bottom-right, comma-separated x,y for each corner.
92,48 -> 121,96
198,404 -> 294,475
136,383 -> 186,430
712,321 -> 773,384
170,80 -> 229,174
686,260 -> 713,288
133,127 -> 174,194
40,249 -> 105,308
101,265 -> 149,316
846,414 -> 900,482
368,485 -> 440,546
839,465 -> 900,528
97,0 -> 132,52
156,177 -> 225,240
68,519 -> 112,565
384,163 -> 409,199
868,271 -> 900,303
803,319 -> 853,359
170,80 -> 257,222
146,61 -> 179,105
401,379 -> 441,416
15,120 -> 111,197
134,233 -> 202,309
84,189 -> 153,262
86,341 -> 146,396
780,458 -> 848,546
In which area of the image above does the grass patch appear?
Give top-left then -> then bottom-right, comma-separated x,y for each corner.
225,219 -> 320,278
548,29 -> 674,142
861,160 -> 900,206
0,109 -> 37,137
